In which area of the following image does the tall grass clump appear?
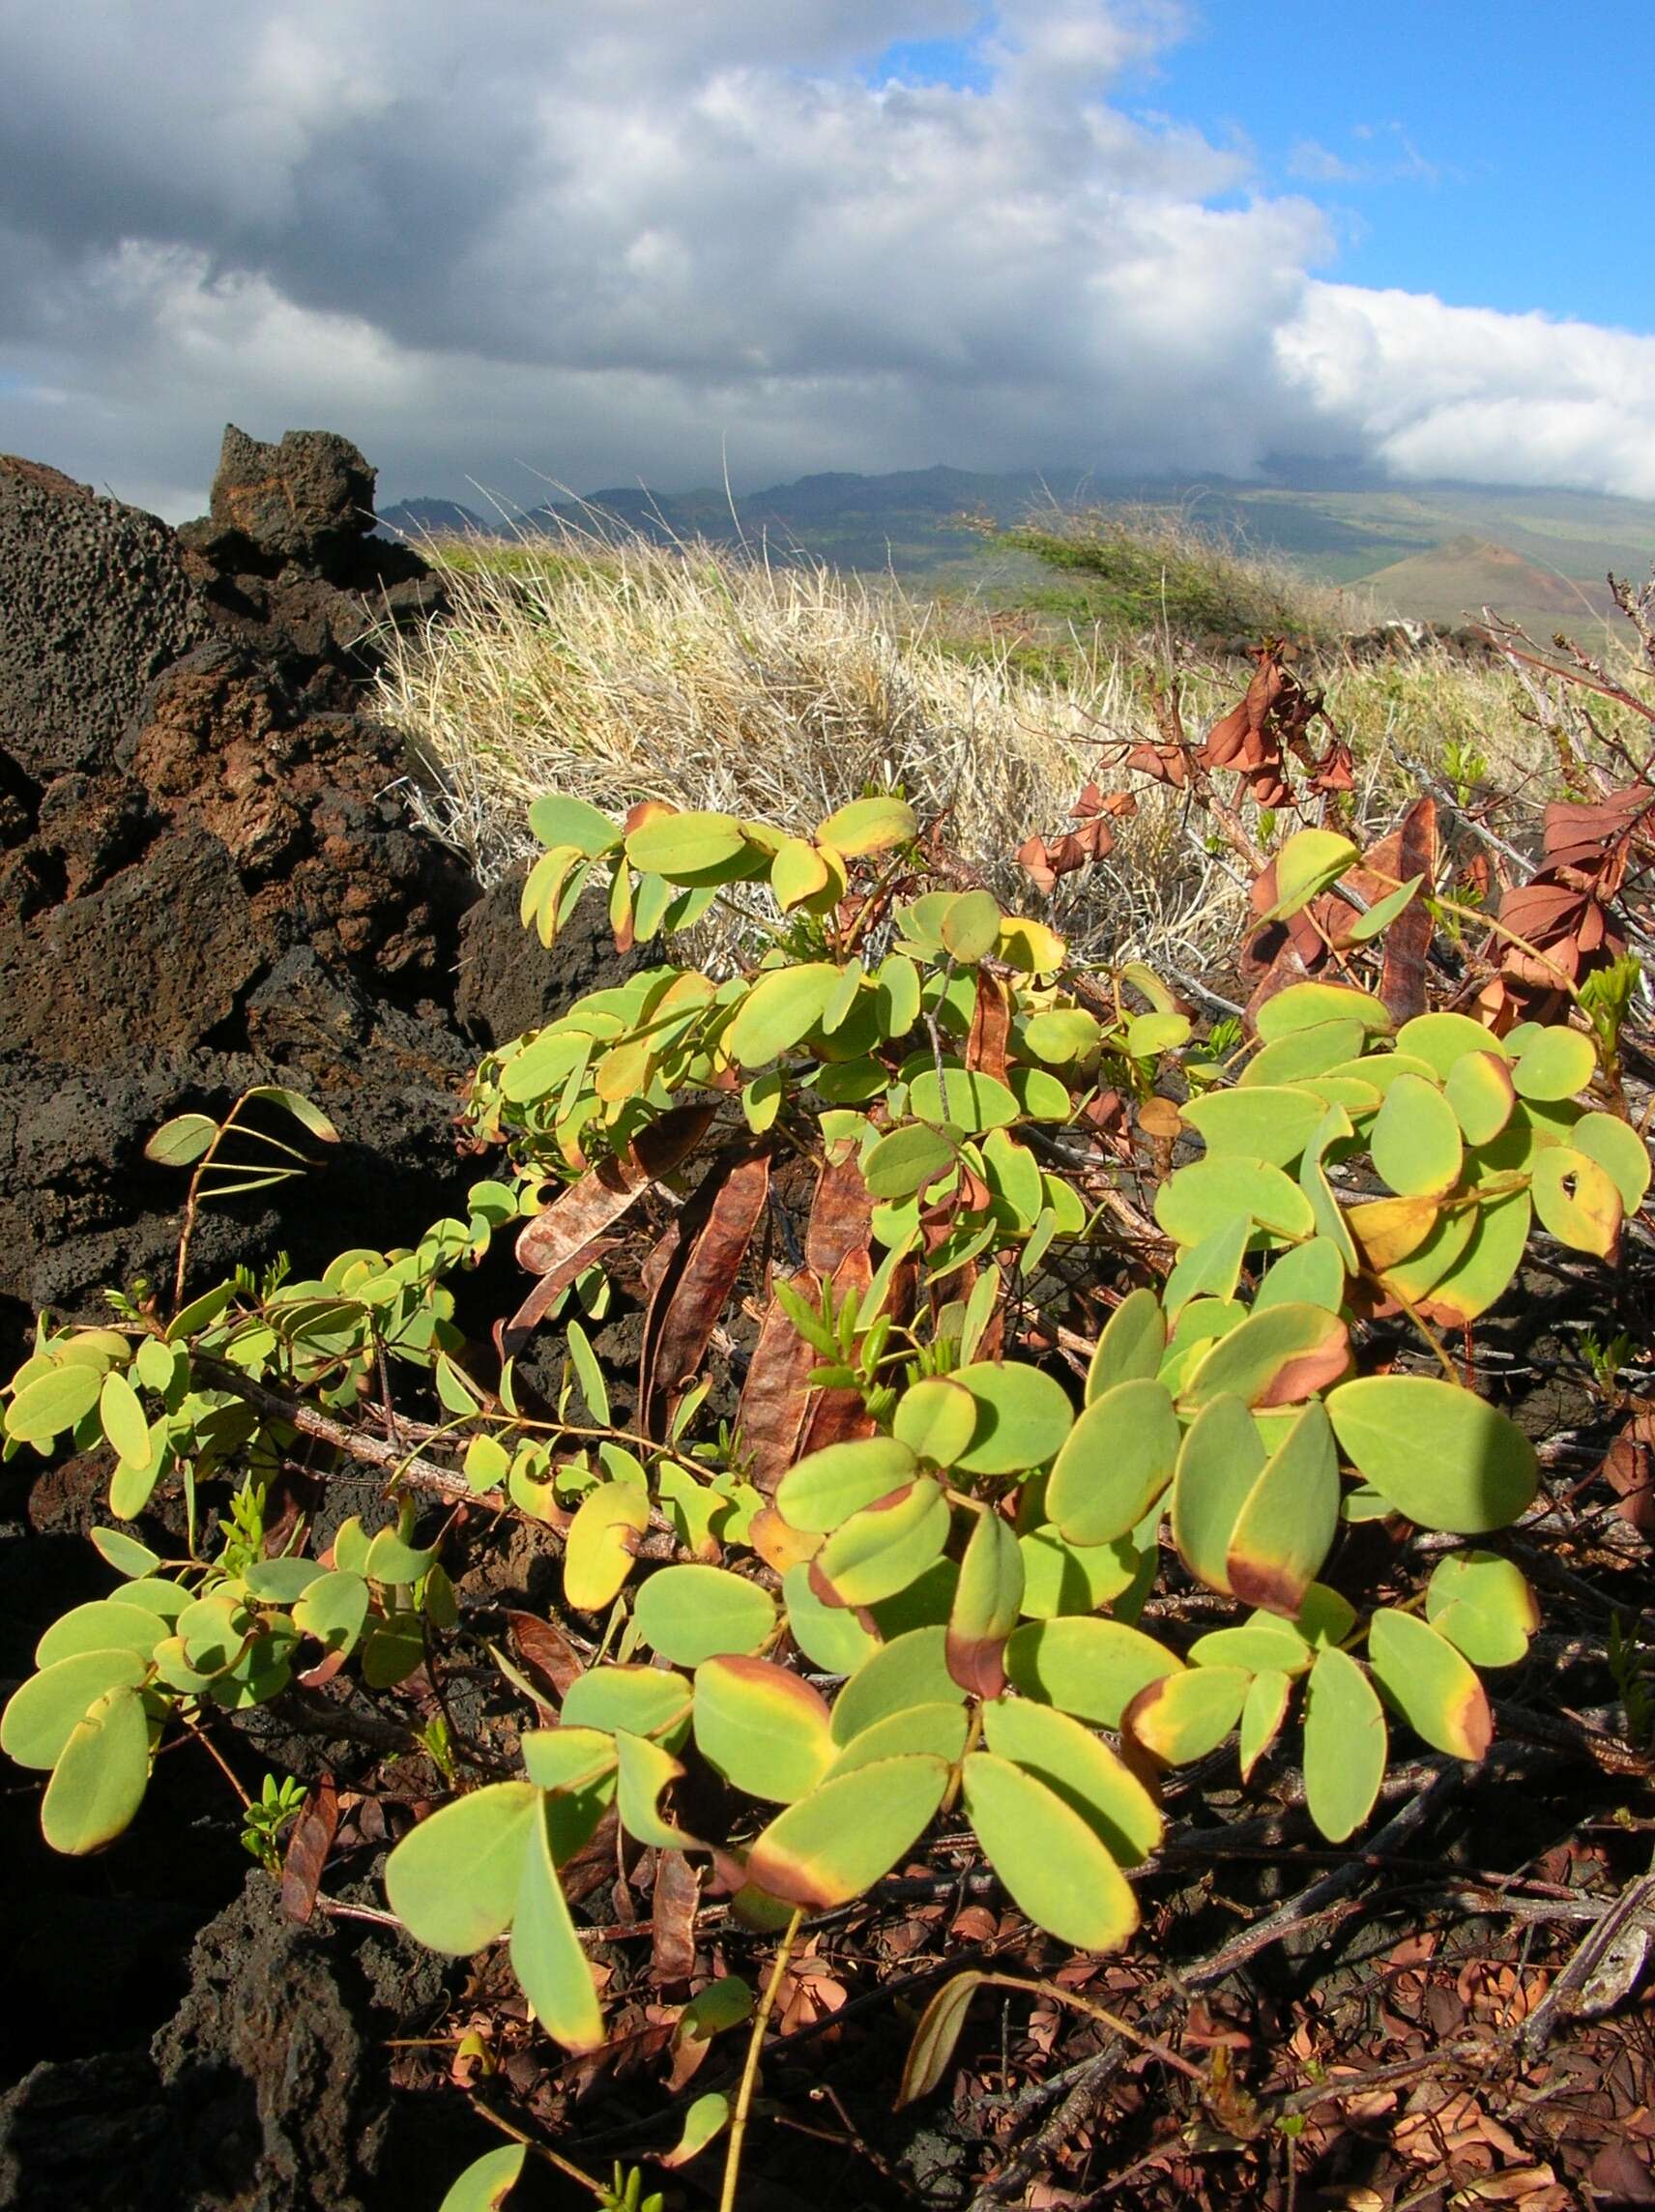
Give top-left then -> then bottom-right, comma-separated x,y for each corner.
378,524 -> 1116,888
377,516 -> 1634,981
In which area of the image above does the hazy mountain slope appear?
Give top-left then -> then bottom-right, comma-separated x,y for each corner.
381,465 -> 1655,634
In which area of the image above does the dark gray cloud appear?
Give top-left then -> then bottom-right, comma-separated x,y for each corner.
2,0 -> 1651,518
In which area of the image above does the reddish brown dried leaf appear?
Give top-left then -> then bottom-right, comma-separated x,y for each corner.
280,1775 -> 338,1925
738,1271 -> 824,1495
650,1849 -> 701,1988
805,1148 -> 874,1276
506,1609 -> 585,1700
640,1150 -> 772,1438
968,972 -> 1012,1081
514,1103 -> 715,1278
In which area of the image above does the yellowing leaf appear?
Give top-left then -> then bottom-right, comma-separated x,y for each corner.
815,795 -> 918,857
745,1754 -> 949,1908
1531,1146 -> 1622,1256
562,1483 -> 649,1614
693,1656 -> 836,1803
1367,1608 -> 1492,1760
944,1508 -> 1024,1699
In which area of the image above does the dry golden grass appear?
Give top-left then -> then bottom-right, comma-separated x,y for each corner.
374,520 -> 1643,984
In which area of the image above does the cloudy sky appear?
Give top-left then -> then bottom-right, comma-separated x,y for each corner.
2,0 -> 1652,518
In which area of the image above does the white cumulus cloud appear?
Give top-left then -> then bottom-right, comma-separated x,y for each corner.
0,0 -> 1650,516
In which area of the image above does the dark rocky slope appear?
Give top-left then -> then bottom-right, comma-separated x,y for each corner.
0,426 -> 619,2207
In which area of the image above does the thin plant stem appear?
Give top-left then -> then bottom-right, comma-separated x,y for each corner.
720,1905 -> 805,2212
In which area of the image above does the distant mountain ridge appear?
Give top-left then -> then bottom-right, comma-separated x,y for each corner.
378,463 -> 1655,634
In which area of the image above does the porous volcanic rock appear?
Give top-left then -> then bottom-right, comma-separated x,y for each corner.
177,426 -> 446,672
0,454 -> 211,780
119,640 -> 470,981
0,429 -> 482,1370
205,423 -> 377,573
0,1877 -> 464,2212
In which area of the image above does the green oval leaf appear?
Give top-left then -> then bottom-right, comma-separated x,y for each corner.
908,1067 -> 1020,1133
1255,982 -> 1390,1039
562,1664 -> 693,1743
1002,1616 -> 1181,1726
817,795 -> 918,857
940,890 -> 1002,965
725,962 -> 843,1067
625,808 -> 751,879
1531,1146 -> 1622,1257
1396,1011 -> 1508,1079
1302,1644 -> 1386,1843
745,1754 -> 949,1908
950,1360 -> 1074,1476
1326,1376 -> 1538,1533
1085,1287 -> 1166,1399
777,1436 -> 918,1532
1154,1158 -> 1315,1247
981,1695 -> 1162,1863
1,1650 -> 150,1770
863,1121 -> 959,1201
384,1781 -> 539,1952
1445,1049 -> 1516,1147
961,1752 -> 1138,1949
40,1683 -> 151,1853
1512,1024 -> 1596,1102
781,1563 -> 880,1674
511,1795 -> 605,2051
438,2144 -> 526,2212
633,1565 -> 777,1665
1225,1398 -> 1342,1617
1180,1086 -> 1327,1168
5,1361 -> 102,1445
1180,1302 -> 1349,1412
1171,1394 -> 1264,1595
1570,1111 -> 1651,1212
829,1626 -> 964,1745
35,1600 -> 164,1670
1047,1378 -> 1178,1546
1367,1608 -> 1492,1760
1371,1073 -> 1464,1199
1425,1551 -> 1539,1667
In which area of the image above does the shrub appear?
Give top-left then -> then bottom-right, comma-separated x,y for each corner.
4,741 -> 1650,2204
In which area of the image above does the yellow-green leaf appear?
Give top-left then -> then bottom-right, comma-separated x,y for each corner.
1046,1378 -> 1178,1546
1002,1616 -> 1181,1727
961,1753 -> 1138,1949
562,1483 -> 649,1614
385,1781 -> 539,1952
632,1565 -> 777,1665
745,1754 -> 949,1908
1327,1376 -> 1537,1533
1302,1644 -> 1385,1843
981,1695 -> 1162,1863
692,1655 -> 835,1803
511,1795 -> 604,2051
1367,1608 -> 1492,1760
